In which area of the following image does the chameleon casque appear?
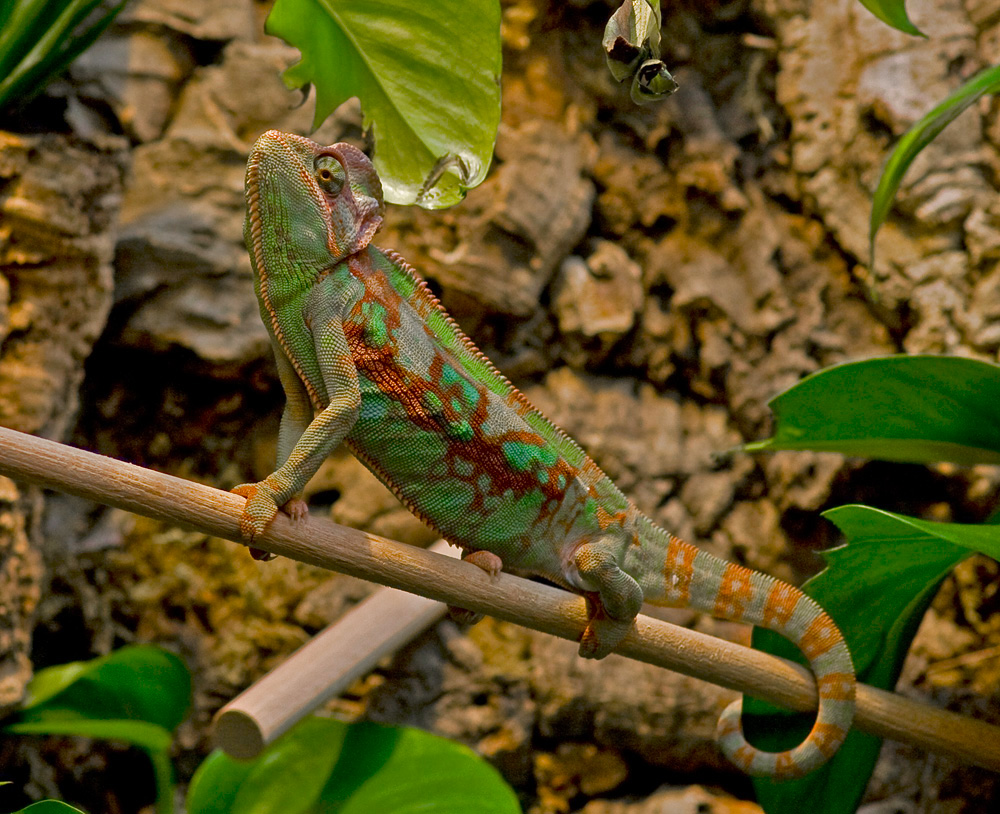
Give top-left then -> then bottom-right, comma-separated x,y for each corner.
234,130 -> 856,779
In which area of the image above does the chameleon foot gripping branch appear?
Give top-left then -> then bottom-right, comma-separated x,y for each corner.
234,129 -> 856,779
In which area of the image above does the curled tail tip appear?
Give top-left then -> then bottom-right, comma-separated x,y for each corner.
715,671 -> 856,779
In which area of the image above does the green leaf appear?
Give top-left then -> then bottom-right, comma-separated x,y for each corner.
265,0 -> 502,209
233,717 -> 346,814
855,0 -> 922,36
187,717 -> 521,814
323,722 -> 521,813
870,63 -> 1000,261
17,645 -> 191,731
0,0 -> 129,113
745,505 -> 998,813
185,751 -> 256,814
11,803 -> 88,814
825,504 -> 1000,560
4,719 -> 173,753
4,647 -> 186,814
746,355 -> 1000,465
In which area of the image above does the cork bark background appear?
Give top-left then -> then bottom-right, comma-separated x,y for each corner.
2,0 -> 999,811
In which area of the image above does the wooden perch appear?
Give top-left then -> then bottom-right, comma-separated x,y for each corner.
213,539 -> 458,759
1,424 -> 999,772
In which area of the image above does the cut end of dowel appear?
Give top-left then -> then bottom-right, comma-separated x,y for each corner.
213,708 -> 267,760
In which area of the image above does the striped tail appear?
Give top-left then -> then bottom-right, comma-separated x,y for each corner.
638,528 -> 856,778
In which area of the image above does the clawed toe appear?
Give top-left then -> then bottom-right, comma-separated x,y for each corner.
463,549 -> 503,578
284,496 -> 309,522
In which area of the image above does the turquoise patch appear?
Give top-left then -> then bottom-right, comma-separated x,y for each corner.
441,364 -> 462,385
360,302 -> 389,347
502,440 -> 558,473
441,364 -> 480,409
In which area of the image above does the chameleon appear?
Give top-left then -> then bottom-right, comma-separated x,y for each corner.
234,130 -> 856,779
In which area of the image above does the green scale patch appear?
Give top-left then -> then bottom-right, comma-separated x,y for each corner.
359,301 -> 390,347
502,439 -> 558,474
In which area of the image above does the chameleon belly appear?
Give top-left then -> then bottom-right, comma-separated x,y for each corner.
340,251 -> 603,577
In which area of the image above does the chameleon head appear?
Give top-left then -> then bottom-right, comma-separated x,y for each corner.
244,130 -> 385,277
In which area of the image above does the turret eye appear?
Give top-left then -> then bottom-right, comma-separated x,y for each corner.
314,156 -> 345,194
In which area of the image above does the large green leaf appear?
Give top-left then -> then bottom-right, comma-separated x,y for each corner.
855,0 -> 922,36
325,722 -> 520,813
870,63 -> 1000,261
746,355 -> 1000,465
16,645 -> 191,731
265,0 -> 501,209
4,646 -> 189,814
745,505 -> 1000,813
187,717 -> 521,814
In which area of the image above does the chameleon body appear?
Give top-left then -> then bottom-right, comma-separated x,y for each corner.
235,130 -> 856,779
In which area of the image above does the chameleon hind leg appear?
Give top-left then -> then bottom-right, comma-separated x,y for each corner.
448,549 -> 504,625
565,538 -> 643,659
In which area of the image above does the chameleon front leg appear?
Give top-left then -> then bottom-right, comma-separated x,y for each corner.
272,349 -> 316,522
236,350 -> 315,559
234,315 -> 361,543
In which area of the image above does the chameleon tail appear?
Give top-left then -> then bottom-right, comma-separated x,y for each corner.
634,522 -> 855,778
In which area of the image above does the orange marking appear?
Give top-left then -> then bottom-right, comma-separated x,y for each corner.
581,458 -> 605,483
713,563 -> 754,621
762,580 -> 800,631
662,535 -> 695,606
817,672 -> 856,702
731,745 -> 756,771
799,613 -> 841,660
716,715 -> 740,737
773,751 -> 805,779
595,506 -> 614,530
594,505 -> 627,531
810,722 -> 848,758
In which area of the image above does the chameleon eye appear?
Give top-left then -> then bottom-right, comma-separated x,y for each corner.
314,156 -> 345,194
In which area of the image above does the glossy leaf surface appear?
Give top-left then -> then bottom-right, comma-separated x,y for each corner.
17,645 -> 190,732
187,717 -> 521,814
747,356 -> 1000,465
266,0 -> 502,208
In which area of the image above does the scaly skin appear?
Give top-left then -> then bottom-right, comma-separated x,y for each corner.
235,130 -> 856,779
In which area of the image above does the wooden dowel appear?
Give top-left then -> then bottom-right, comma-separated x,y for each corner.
1,425 -> 999,772
212,540 -> 458,759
